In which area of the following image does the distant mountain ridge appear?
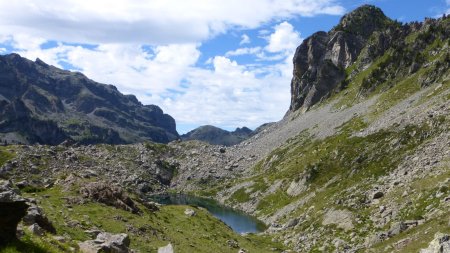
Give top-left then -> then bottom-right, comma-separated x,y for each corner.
0,53 -> 179,145
181,125 -> 254,146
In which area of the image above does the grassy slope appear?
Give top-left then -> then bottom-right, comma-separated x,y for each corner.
1,182 -> 283,253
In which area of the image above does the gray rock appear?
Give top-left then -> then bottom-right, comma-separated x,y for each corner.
373,191 -> 384,199
322,209 -> 354,231
227,239 -> 239,248
388,221 -> 407,236
286,178 -> 307,197
80,182 -> 140,214
184,208 -> 196,217
420,233 -> 450,253
158,243 -> 174,253
78,232 -> 130,253
23,203 -> 56,234
28,223 -> 45,236
283,218 -> 299,229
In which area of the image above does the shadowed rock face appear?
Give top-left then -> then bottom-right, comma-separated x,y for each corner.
0,180 -> 28,245
289,5 -> 393,112
0,54 -> 179,145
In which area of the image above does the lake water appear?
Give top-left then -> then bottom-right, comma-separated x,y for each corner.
148,194 -> 266,234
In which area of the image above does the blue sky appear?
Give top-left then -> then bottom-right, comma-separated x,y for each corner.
0,0 -> 448,134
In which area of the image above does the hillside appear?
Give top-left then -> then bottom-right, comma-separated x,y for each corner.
181,125 -> 253,146
0,54 -> 179,145
0,5 -> 449,253
173,5 -> 450,252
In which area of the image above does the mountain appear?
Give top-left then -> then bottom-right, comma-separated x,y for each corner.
289,5 -> 448,113
1,5 -> 450,253
0,54 -> 179,145
181,125 -> 253,146
172,5 -> 450,252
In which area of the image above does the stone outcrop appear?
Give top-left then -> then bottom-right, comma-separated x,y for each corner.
0,180 -> 28,245
322,208 -> 354,231
78,232 -> 131,253
0,53 -> 179,145
23,201 -> 56,234
420,233 -> 450,253
289,5 -> 394,112
80,182 -> 140,214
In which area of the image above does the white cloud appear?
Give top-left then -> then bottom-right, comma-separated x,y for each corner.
225,47 -> 262,56
240,34 -> 251,45
0,0 -> 343,44
163,56 -> 292,130
265,21 -> 301,53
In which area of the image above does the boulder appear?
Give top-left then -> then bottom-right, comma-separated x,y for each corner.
23,203 -> 56,234
420,233 -> 450,253
28,223 -> 45,236
184,208 -> 196,217
0,180 -> 29,245
322,208 -> 354,231
286,178 -> 307,197
78,232 -> 131,253
227,239 -> 239,248
373,191 -> 384,199
388,221 -> 407,236
158,243 -> 174,253
80,182 -> 140,214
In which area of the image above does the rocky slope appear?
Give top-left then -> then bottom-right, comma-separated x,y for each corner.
181,125 -> 253,146
0,54 -> 179,145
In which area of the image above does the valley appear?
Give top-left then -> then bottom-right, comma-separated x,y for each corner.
1,4 -> 449,253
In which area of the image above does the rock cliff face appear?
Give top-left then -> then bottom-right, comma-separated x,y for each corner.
181,125 -> 253,146
290,5 -> 395,112
0,54 -> 179,144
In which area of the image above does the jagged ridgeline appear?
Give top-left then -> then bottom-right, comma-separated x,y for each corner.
290,5 -> 449,113
0,54 -> 179,145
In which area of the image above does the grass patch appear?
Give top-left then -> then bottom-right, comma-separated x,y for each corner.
0,146 -> 15,167
230,188 -> 251,203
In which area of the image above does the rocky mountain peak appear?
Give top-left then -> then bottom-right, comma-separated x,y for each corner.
289,5 -> 400,113
334,5 -> 391,38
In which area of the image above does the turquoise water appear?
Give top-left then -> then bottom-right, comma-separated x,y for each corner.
149,194 -> 266,234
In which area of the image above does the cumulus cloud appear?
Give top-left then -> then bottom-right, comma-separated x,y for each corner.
265,22 -> 302,53
163,56 -> 292,129
0,0 -> 343,44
